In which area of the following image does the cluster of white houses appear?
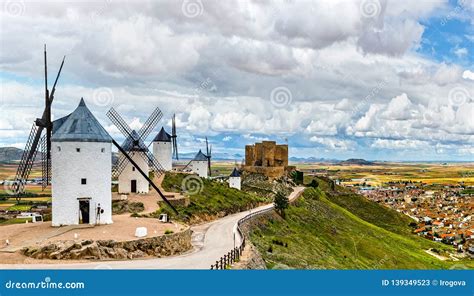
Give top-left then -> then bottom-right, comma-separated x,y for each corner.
50,98 -> 241,226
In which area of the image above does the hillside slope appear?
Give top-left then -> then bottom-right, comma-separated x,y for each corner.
248,183 -> 472,269
159,173 -> 273,224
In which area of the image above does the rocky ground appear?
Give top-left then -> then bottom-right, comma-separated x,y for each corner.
22,228 -> 192,260
0,214 -> 188,263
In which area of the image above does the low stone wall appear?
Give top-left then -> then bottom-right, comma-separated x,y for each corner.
22,228 -> 192,260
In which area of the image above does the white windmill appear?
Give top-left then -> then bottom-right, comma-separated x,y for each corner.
107,108 -> 165,194
185,137 -> 212,178
152,114 -> 179,171
51,98 -> 113,226
228,167 -> 241,190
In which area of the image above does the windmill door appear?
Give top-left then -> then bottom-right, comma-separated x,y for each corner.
79,200 -> 90,224
131,180 -> 137,193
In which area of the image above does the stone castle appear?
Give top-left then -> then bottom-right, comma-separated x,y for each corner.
244,141 -> 291,179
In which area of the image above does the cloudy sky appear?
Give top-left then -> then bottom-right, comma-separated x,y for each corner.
0,0 -> 473,161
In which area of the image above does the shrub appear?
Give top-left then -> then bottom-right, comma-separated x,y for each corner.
164,229 -> 174,235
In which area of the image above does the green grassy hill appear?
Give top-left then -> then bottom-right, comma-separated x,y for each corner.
159,173 -> 272,223
249,180 -> 473,269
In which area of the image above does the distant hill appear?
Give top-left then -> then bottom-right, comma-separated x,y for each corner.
340,158 -> 374,165
0,147 -> 24,163
289,156 -> 339,163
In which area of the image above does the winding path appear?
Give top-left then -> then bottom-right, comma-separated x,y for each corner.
0,187 -> 305,269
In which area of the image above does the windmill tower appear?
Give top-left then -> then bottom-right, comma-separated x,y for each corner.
119,130 -> 150,194
228,167 -> 241,190
51,98 -> 113,226
13,45 -> 65,200
152,127 -> 172,171
107,107 -> 166,194
186,137 -> 212,178
188,150 -> 209,178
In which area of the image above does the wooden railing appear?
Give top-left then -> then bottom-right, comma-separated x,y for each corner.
210,207 -> 274,269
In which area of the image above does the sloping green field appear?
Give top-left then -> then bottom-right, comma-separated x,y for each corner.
159,173 -> 271,223
249,183 -> 473,269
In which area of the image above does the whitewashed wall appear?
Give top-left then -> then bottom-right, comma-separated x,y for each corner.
51,141 -> 112,226
190,160 -> 208,178
153,141 -> 172,171
118,152 -> 150,194
229,177 -> 241,190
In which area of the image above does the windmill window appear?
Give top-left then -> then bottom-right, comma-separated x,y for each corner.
76,148 -> 81,152
101,148 -> 105,153
81,178 -> 87,185
57,146 -> 61,152
132,167 -> 136,171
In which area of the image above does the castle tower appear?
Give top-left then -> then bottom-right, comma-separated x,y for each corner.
152,127 -> 172,171
189,150 -> 208,178
228,167 -> 241,190
118,130 -> 150,194
51,98 -> 113,226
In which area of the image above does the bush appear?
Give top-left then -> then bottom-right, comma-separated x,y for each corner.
164,229 -> 174,235
274,191 -> 289,218
272,239 -> 288,247
267,245 -> 273,253
308,179 -> 319,188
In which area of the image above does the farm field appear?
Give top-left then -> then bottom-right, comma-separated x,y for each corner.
296,162 -> 474,186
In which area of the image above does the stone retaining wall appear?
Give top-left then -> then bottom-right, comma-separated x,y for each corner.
22,228 -> 192,260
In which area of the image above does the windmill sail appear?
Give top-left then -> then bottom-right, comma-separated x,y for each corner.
206,137 -> 212,177
107,107 -> 166,177
13,46 -> 65,200
171,114 -> 178,160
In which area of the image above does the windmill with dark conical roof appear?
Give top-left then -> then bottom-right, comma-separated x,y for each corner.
152,127 -> 172,171
107,107 -> 166,194
51,98 -> 113,226
228,167 -> 241,190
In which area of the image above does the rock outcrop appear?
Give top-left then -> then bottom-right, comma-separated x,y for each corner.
22,228 -> 192,260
